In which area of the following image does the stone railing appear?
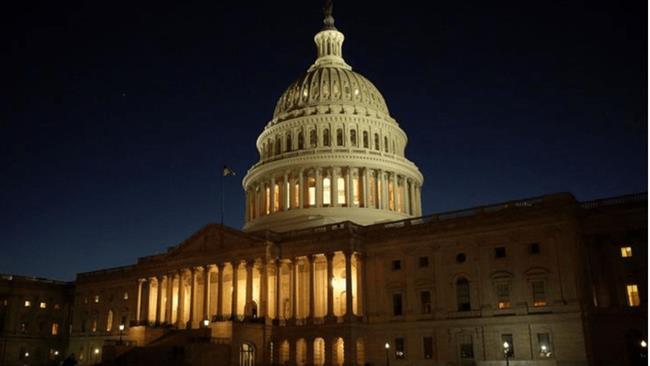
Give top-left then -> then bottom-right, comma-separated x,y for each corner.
580,193 -> 647,209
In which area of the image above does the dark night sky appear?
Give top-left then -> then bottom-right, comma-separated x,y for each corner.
3,1 -> 647,281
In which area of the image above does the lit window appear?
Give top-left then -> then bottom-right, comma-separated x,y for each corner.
388,180 -> 394,210
24,300 -> 31,308
273,183 -> 280,212
323,177 -> 331,205
307,177 -> 316,206
496,283 -> 511,309
40,302 -> 47,309
423,337 -> 433,359
626,284 -> 640,307
123,292 -> 128,300
265,187 -> 270,214
620,246 -> 632,258
51,323 -> 59,335
337,177 -> 346,205
92,320 -> 97,332
94,295 -> 99,303
292,182 -> 299,208
501,334 -> 514,357
285,181 -> 290,208
538,333 -> 552,357
395,337 -> 405,359
532,281 -> 546,307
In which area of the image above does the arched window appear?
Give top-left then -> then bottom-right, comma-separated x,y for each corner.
310,129 -> 317,147
275,137 -> 281,155
336,128 -> 344,146
384,136 -> 389,152
106,310 -> 113,332
286,132 -> 292,152
363,131 -> 369,148
456,277 -> 471,311
240,343 -> 255,366
279,340 -> 290,364
296,338 -> 307,366
298,131 -> 304,150
314,338 -> 325,366
333,337 -> 344,366
350,130 -> 357,147
323,129 -> 331,147
374,133 -> 379,150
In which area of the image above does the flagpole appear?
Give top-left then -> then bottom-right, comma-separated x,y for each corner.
220,165 -> 225,226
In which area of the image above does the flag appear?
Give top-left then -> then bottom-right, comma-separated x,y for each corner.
222,165 -> 236,177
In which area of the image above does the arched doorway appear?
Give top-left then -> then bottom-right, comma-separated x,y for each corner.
240,343 -> 255,366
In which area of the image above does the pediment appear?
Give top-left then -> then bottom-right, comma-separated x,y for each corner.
164,224 -> 266,259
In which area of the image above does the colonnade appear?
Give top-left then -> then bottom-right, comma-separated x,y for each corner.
135,251 -> 363,328
274,336 -> 365,366
245,167 -> 422,222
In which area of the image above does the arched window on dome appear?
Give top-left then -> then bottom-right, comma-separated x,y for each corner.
384,136 -> 389,152
268,139 -> 273,156
275,137 -> 281,156
374,133 -> 380,151
323,129 -> 331,147
350,130 -> 357,147
363,131 -> 369,148
310,129 -> 317,148
286,132 -> 292,152
261,143 -> 266,159
336,128 -> 344,146
298,131 -> 304,150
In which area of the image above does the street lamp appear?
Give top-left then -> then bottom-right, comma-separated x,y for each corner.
118,324 -> 125,344
642,340 -> 647,348
203,319 -> 210,328
503,341 -> 511,366
384,341 -> 390,366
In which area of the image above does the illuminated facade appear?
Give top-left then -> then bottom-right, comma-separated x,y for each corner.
1,4 -> 646,366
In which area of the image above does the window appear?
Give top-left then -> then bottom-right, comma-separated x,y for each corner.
39,302 -> 47,309
529,243 -> 540,254
456,278 -> 471,311
323,129 -> 330,146
92,319 -> 97,332
323,177 -> 331,205
495,247 -> 506,258
392,294 -> 403,316
273,183 -> 280,212
286,132 -> 292,152
395,338 -> 405,359
350,130 -> 357,146
265,186 -> 270,214
310,129 -> 317,147
384,136 -> 389,152
293,182 -> 300,208
20,322 -> 27,333
538,333 -> 552,357
337,177 -> 346,205
419,256 -> 429,268
496,283 -> 511,309
423,337 -> 433,359
501,334 -> 514,357
298,131 -> 304,149
456,253 -> 466,263
391,260 -> 401,270
620,246 -> 633,258
51,323 -> 59,335
275,137 -> 281,155
459,335 -> 474,359
240,343 -> 255,366
420,291 -> 432,314
54,303 -> 61,310
106,310 -> 113,332
532,281 -> 546,307
123,292 -> 128,300
94,295 -> 99,304
626,284 -> 640,307
307,177 -> 316,207
363,131 -> 369,148
336,128 -> 343,146
374,133 -> 379,150
24,300 -> 31,308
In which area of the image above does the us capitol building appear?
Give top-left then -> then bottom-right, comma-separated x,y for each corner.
0,4 -> 646,366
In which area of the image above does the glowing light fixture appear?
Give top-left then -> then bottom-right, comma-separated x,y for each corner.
203,319 -> 210,327
642,340 -> 647,348
94,348 -> 100,355
385,342 -> 390,349
25,352 -> 29,357
118,324 -> 125,331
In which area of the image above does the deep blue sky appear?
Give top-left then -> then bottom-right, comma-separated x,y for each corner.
3,1 -> 647,280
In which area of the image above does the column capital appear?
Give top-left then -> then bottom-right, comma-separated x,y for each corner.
325,252 -> 336,260
216,262 -> 225,271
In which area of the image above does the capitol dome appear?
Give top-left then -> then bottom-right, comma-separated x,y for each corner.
242,6 -> 424,233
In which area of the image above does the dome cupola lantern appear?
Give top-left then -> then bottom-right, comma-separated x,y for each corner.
242,1 -> 424,232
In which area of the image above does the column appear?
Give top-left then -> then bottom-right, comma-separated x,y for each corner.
260,261 -> 268,318
362,168 -> 369,208
378,169 -> 385,210
298,170 -> 305,208
408,179 -> 415,215
326,253 -> 335,319
283,173 -> 289,210
346,166 -> 353,207
203,265 -> 211,323
356,253 -> 364,316
246,260 -> 254,316
136,279 -> 144,322
332,168 -> 339,206
269,175 -> 275,213
188,268 -> 196,328
391,172 -> 398,211
155,276 -> 164,325
141,280 -> 150,324
291,259 -> 297,320
231,261 -> 239,319
344,251 -> 354,320
274,260 -> 281,321
416,185 -> 422,216
315,168 -> 322,207
216,263 -> 224,319
306,337 -> 315,366
177,270 -> 185,328
308,255 -> 315,321
165,272 -> 174,324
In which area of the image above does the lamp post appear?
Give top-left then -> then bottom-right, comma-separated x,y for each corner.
641,340 -> 647,360
118,324 -> 125,345
384,341 -> 390,366
503,341 -> 510,366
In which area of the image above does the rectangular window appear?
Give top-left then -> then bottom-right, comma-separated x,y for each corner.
391,260 -> 401,270
24,300 -> 31,307
419,256 -> 429,268
459,335 -> 474,359
51,323 -> 59,335
377,177 -> 382,208
265,187 -> 271,214
94,295 -> 100,304
537,333 -> 552,357
529,243 -> 540,254
337,177 -> 346,205
626,284 -> 640,307
392,293 -> 403,316
284,181 -> 290,210
620,246 -> 633,258
293,182 -> 299,208
396,182 -> 403,212
420,291 -> 432,314
423,337 -> 433,359
323,177 -> 331,205
496,283 -> 511,309
307,177 -> 316,207
502,334 -> 514,357
395,338 -> 405,359
388,180 -> 395,210
495,247 -> 506,258
39,302 -> 47,309
532,281 -> 546,307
